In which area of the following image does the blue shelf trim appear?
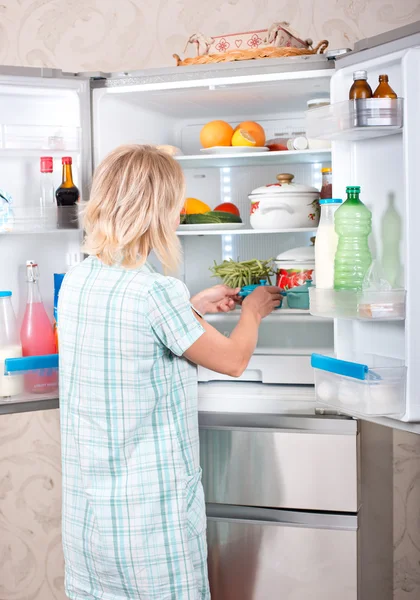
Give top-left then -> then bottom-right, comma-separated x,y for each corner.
5,354 -> 58,375
311,353 -> 369,381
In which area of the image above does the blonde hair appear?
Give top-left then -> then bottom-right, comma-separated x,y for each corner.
82,144 -> 185,271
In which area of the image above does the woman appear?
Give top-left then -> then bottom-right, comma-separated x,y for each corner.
59,144 -> 281,600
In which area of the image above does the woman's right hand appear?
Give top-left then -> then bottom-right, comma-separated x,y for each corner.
242,286 -> 282,320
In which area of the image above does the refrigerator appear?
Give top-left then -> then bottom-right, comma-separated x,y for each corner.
0,19 -> 417,600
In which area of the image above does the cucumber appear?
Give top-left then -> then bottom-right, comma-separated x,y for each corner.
181,211 -> 242,225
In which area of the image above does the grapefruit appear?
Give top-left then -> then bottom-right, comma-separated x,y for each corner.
234,121 -> 266,147
200,120 -> 234,148
231,129 -> 256,147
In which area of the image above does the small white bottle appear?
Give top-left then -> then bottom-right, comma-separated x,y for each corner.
315,198 -> 342,289
0,291 -> 23,398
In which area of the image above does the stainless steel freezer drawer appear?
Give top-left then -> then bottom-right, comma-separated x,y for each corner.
207,504 -> 357,600
199,413 -> 358,513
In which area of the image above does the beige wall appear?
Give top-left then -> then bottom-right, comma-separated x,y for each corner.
1,1 -> 420,599
0,0 -> 419,72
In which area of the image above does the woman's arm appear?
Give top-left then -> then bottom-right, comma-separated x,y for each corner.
184,286 -> 281,377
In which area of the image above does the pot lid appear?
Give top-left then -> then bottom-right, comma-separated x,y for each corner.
250,173 -> 319,196
275,245 -> 315,262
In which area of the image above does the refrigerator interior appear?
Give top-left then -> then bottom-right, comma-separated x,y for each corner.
0,74 -> 89,403
311,46 -> 419,421
92,72 -> 335,385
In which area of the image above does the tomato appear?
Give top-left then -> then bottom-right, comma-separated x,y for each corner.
214,202 -> 240,216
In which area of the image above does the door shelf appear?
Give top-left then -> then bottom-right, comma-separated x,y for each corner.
175,148 -> 331,168
0,206 -> 81,234
305,98 -> 403,141
0,124 -> 81,152
1,354 -> 59,405
309,287 -> 406,321
312,353 -> 406,417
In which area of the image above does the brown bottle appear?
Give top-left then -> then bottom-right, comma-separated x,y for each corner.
373,74 -> 397,99
349,70 -> 372,100
56,156 -> 79,229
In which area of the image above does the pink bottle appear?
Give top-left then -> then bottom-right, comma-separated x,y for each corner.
20,260 -> 58,394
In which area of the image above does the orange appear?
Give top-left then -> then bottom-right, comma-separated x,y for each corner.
234,121 -> 266,147
182,197 -> 211,215
200,120 -> 234,148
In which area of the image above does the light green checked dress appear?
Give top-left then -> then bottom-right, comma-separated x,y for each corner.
59,256 -> 210,600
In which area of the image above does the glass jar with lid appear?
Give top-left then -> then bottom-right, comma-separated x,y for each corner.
320,168 -> 333,200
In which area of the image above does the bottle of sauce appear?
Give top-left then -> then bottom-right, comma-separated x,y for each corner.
20,261 -> 58,394
334,186 -> 372,291
315,199 -> 342,289
320,168 -> 333,199
56,156 -> 79,229
373,74 -> 397,99
349,71 -> 372,100
0,291 -> 23,397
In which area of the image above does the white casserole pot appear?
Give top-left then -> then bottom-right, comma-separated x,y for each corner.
249,173 -> 320,230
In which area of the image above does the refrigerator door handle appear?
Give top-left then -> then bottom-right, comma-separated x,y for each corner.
206,504 -> 358,531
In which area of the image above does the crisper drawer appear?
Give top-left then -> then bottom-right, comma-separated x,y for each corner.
199,412 -> 358,513
207,505 -> 357,600
200,312 -> 333,385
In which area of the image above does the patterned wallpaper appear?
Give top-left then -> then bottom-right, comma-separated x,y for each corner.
0,0 -> 419,72
0,1 -> 420,599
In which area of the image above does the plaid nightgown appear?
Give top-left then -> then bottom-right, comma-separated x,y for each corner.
59,256 -> 209,599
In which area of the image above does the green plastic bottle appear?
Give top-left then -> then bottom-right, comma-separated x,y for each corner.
334,186 -> 372,290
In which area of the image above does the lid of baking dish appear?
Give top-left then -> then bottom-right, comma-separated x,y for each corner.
250,173 -> 319,196
275,246 -> 315,263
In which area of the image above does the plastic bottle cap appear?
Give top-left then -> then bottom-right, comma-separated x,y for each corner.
346,186 -> 361,193
40,156 -> 53,173
319,198 -> 343,204
353,70 -> 368,80
321,167 -> 332,173
0,291 -> 12,297
62,156 -> 72,165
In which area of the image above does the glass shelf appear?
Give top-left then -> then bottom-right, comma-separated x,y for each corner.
177,227 -> 317,236
175,148 -> 331,168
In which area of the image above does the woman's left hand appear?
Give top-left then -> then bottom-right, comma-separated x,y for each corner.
191,285 -> 241,315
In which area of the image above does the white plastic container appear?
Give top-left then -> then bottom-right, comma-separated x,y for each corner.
315,199 -> 342,289
0,291 -> 23,398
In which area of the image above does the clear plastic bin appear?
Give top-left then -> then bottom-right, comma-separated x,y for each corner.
309,287 -> 406,321
311,353 -> 406,417
305,98 -> 403,141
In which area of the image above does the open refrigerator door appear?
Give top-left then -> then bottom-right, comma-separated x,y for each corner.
0,67 -> 91,408
91,57 -> 335,388
306,32 -> 420,423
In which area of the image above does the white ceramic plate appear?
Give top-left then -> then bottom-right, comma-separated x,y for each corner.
200,146 -> 269,155
178,223 -> 243,231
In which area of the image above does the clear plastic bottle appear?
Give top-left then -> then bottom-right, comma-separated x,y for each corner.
315,199 -> 342,289
40,156 -> 55,229
0,291 -> 23,397
334,186 -> 372,291
381,192 -> 401,288
20,261 -> 58,394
